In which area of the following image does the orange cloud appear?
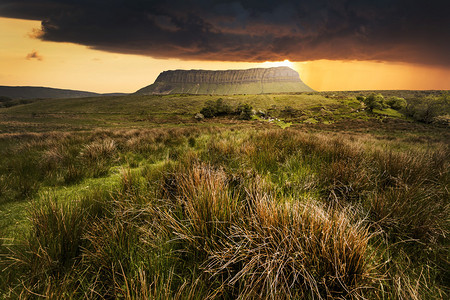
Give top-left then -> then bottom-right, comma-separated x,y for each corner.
27,27 -> 44,39
26,50 -> 43,61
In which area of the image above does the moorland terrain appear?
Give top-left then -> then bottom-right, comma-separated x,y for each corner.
0,90 -> 448,299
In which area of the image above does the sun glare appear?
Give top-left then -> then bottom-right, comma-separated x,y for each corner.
261,59 -> 294,69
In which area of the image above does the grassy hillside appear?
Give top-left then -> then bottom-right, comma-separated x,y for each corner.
0,93 -> 341,132
137,81 -> 314,95
0,92 -> 449,299
0,86 -> 103,100
0,85 -> 127,100
1,93 -> 333,114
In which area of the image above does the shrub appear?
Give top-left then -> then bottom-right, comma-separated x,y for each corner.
387,96 -> 407,110
356,95 -> 366,102
235,103 -> 253,120
199,102 -> 216,118
200,99 -> 254,119
363,93 -> 387,111
404,93 -> 450,123
200,98 -> 232,118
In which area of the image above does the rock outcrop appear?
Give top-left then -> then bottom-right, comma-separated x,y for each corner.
136,67 -> 314,95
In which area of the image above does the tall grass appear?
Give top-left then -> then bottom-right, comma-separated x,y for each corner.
1,127 -> 448,298
0,128 -> 206,204
205,194 -> 377,299
4,195 -> 87,297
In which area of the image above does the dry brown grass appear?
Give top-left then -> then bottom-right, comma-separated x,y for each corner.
80,138 -> 117,162
156,163 -> 379,299
205,192 -> 377,299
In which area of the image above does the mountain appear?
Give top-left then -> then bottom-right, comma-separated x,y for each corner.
0,86 -> 127,100
136,67 -> 314,95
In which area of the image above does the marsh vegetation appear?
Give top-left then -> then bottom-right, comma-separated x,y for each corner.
0,92 -> 448,299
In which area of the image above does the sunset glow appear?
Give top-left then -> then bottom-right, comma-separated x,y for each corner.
261,60 -> 295,69
0,16 -> 449,93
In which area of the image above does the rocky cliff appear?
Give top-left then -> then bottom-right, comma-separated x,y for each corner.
136,67 -> 314,95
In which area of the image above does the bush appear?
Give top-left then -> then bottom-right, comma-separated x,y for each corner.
404,93 -> 450,123
200,98 -> 232,118
363,93 -> 387,111
199,99 -> 253,120
199,103 -> 216,118
387,96 -> 407,110
235,103 -> 253,120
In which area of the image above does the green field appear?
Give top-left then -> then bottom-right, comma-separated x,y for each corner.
0,92 -> 449,299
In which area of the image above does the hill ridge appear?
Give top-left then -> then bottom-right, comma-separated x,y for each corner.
0,85 -> 126,100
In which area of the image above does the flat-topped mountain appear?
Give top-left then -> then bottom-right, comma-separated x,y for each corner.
136,67 -> 314,95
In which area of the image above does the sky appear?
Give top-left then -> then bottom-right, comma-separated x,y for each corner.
0,0 -> 449,93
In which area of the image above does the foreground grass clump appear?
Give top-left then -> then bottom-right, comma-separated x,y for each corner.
1,127 -> 448,299
204,190 -> 375,298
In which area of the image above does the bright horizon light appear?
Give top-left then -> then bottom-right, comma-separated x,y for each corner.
261,59 -> 295,69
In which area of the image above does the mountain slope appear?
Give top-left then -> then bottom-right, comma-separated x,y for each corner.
0,86 -> 126,100
136,67 -> 314,95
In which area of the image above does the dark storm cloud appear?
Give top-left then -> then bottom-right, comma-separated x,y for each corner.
1,0 -> 449,66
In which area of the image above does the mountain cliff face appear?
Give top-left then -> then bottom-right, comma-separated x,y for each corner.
136,67 -> 314,95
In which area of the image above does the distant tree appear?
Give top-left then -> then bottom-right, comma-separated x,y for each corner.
235,103 -> 253,120
363,93 -> 386,111
200,98 -> 233,118
404,93 -> 450,123
356,95 -> 366,102
214,98 -> 232,116
387,96 -> 407,110
200,100 -> 217,118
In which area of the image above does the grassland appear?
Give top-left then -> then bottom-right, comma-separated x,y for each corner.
0,92 -> 448,299
0,93 -> 338,132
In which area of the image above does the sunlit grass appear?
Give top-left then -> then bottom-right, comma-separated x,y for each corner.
0,92 -> 449,298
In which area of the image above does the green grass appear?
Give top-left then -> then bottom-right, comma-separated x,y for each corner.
0,92 -> 449,299
0,93 -> 342,133
373,107 -> 404,118
1,94 -> 335,115
252,115 -> 292,129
